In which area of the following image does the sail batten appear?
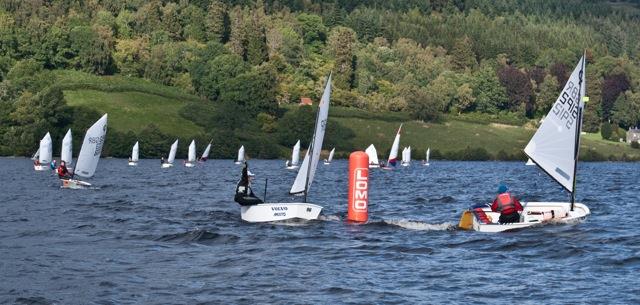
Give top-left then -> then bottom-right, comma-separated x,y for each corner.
524,55 -> 586,193
290,74 -> 332,195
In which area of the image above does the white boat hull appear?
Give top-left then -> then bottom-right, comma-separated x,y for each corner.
234,161 -> 242,165
369,164 -> 380,168
184,162 -> 195,168
401,163 -> 410,167
34,164 -> 47,171
323,162 -> 331,165
467,202 -> 590,233
128,162 -> 137,166
161,163 -> 173,168
61,179 -> 92,189
240,202 -> 323,222
286,165 -> 299,170
423,162 -> 429,166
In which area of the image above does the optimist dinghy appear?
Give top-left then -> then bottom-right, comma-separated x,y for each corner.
199,141 -> 212,162
382,124 -> 402,170
401,146 -> 411,167
365,144 -> 380,168
286,140 -> 301,169
459,54 -> 591,232
128,141 -> 139,166
423,147 -> 430,166
34,132 -> 52,171
162,139 -> 178,168
323,147 -> 335,165
61,114 -> 107,189
240,74 -> 332,222
235,145 -> 245,165
185,140 -> 196,167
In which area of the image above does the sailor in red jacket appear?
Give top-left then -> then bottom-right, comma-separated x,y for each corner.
491,183 -> 523,224
57,161 -> 72,180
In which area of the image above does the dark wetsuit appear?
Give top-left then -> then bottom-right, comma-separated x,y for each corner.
234,164 -> 263,206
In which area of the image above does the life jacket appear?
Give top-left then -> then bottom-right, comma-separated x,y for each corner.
496,193 -> 516,215
57,166 -> 66,177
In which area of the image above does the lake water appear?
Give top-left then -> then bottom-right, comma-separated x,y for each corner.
1,158 -> 638,304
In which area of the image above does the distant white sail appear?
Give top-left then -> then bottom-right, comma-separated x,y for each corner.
167,139 -> 178,164
201,142 -> 212,160
237,145 -> 245,163
291,74 -> 332,194
188,140 -> 196,162
387,124 -> 402,167
61,129 -> 73,165
74,114 -> 108,178
291,140 -> 301,166
31,148 -> 40,160
524,55 -> 586,193
39,132 -> 52,164
365,144 -> 379,165
426,147 -> 430,163
327,147 -> 335,163
131,141 -> 139,162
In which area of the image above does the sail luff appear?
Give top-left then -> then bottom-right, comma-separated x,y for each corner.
570,52 -> 587,210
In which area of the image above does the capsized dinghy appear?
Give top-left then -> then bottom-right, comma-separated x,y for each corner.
459,54 -> 591,232
61,114 -> 107,189
240,74 -> 332,222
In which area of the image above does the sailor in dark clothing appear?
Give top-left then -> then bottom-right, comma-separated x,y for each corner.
234,162 -> 263,206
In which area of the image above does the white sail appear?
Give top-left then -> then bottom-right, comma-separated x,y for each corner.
39,132 -> 52,164
201,142 -> 212,160
237,145 -> 245,163
327,147 -> 335,162
167,139 -> 178,164
290,74 -> 332,194
426,147 -> 430,163
524,55 -> 586,193
61,129 -> 73,165
31,148 -> 40,160
365,144 -> 379,165
291,140 -> 301,166
188,140 -> 196,162
74,114 -> 108,178
387,124 -> 402,166
131,141 -> 139,162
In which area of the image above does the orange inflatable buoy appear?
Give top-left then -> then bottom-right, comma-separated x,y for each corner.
348,151 -> 369,222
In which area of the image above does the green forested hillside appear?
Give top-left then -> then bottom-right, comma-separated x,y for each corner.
1,0 -> 640,159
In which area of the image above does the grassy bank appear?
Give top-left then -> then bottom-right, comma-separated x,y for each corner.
58,72 -> 640,161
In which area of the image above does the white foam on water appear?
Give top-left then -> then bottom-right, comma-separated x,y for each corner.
384,219 -> 455,231
319,214 -> 341,222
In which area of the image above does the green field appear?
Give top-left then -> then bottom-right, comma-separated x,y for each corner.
59,72 -> 640,160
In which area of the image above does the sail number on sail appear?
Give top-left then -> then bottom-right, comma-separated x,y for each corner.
553,79 -> 581,130
89,135 -> 105,156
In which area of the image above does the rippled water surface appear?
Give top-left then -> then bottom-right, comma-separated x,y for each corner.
1,158 -> 639,304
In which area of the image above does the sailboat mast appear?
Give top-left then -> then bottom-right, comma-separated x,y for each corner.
570,54 -> 586,211
303,98 -> 323,203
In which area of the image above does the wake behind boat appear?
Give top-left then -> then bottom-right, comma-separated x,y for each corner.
238,74 -> 332,222
459,54 -> 590,232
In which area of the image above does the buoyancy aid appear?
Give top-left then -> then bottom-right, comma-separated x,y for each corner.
496,193 -> 516,215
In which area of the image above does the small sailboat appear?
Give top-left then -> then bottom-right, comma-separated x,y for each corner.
459,54 -> 590,232
401,146 -> 411,167
365,144 -> 380,168
60,129 -> 73,170
323,147 -> 335,165
423,147 -> 430,166
128,141 -> 139,166
199,141 -> 212,162
240,74 -> 332,222
162,139 -> 178,168
286,140 -> 301,169
34,132 -> 52,171
525,158 -> 535,166
185,140 -> 196,167
234,145 -> 245,165
383,124 -> 402,169
61,114 -> 108,189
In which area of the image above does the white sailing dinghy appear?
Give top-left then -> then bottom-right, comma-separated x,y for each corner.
459,54 -> 590,233
60,129 -> 73,170
383,124 -> 402,169
286,140 -> 301,169
34,132 -> 52,171
61,114 -> 108,189
240,74 -> 332,222
525,158 -> 535,166
365,144 -> 380,168
162,139 -> 178,168
323,147 -> 335,165
234,145 -> 245,165
423,147 -> 430,166
128,141 -> 139,166
199,141 -> 212,162
401,146 -> 411,167
185,140 -> 196,167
